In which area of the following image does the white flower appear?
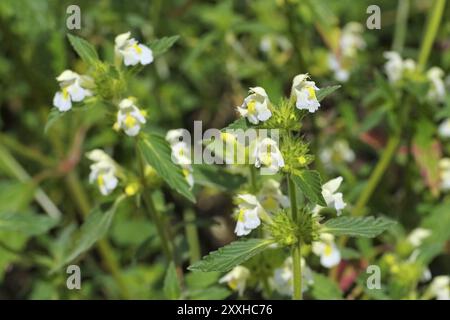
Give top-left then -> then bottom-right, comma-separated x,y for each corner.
427,67 -> 446,103
438,119 -> 450,138
115,32 -> 153,66
312,233 -> 341,268
314,177 -> 346,215
254,138 -> 284,174
53,70 -> 92,112
428,276 -> 450,300
170,141 -> 191,166
328,54 -> 350,82
234,194 -> 264,236
257,179 -> 289,213
320,140 -> 355,169
272,257 -> 313,296
340,22 -> 366,58
116,98 -> 146,136
292,74 -> 320,113
383,51 -> 404,83
166,130 -> 194,188
165,129 -> 186,145
439,158 -> 450,191
237,87 -> 272,124
407,228 -> 431,247
219,266 -> 250,296
86,149 -> 118,196
383,51 -> 417,84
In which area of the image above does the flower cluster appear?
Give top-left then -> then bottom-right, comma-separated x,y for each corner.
52,33 -> 155,195
166,129 -> 194,188
383,51 -> 447,103
328,22 -> 366,82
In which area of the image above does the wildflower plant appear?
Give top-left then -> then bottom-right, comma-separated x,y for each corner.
188,75 -> 396,299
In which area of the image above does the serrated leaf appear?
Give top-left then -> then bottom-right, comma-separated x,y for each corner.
138,133 -> 195,203
0,212 -> 57,236
311,272 -> 342,300
149,35 -> 179,57
323,216 -> 396,238
291,170 -> 326,206
56,196 -> 125,269
188,239 -> 274,272
67,34 -> 99,65
317,85 -> 340,102
163,262 -> 181,300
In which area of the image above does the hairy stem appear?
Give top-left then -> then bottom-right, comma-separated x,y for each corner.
287,174 -> 302,300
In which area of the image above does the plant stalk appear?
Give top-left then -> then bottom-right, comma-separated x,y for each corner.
183,209 -> 201,264
288,174 -> 302,300
392,0 -> 410,53
417,0 -> 446,70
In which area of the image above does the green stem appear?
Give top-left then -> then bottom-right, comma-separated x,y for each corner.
65,171 -> 131,299
287,174 -> 302,300
417,0 -> 446,70
351,135 -> 401,217
142,191 -> 174,262
249,165 -> 258,193
183,209 -> 201,264
292,243 -> 302,300
392,0 -> 410,53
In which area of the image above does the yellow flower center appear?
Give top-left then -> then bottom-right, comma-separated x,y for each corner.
262,196 -> 278,211
62,87 -> 70,100
306,86 -> 316,100
133,43 -> 142,54
324,244 -> 333,257
228,279 -> 238,290
237,209 -> 246,222
261,153 -> 273,166
124,114 -> 137,128
247,100 -> 256,114
182,168 -> 190,178
97,174 -> 105,187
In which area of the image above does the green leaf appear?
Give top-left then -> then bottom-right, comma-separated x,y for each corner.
192,164 -> 246,191
188,239 -> 274,272
317,85 -> 340,102
0,181 -> 35,212
163,262 -> 181,300
417,201 -> 450,264
311,272 -> 342,300
67,34 -> 99,65
0,212 -> 57,236
222,118 -> 250,131
138,133 -> 195,203
44,108 -> 65,134
149,35 -> 179,57
185,271 -> 221,289
323,216 -> 396,238
57,196 -> 125,269
291,170 -> 326,206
